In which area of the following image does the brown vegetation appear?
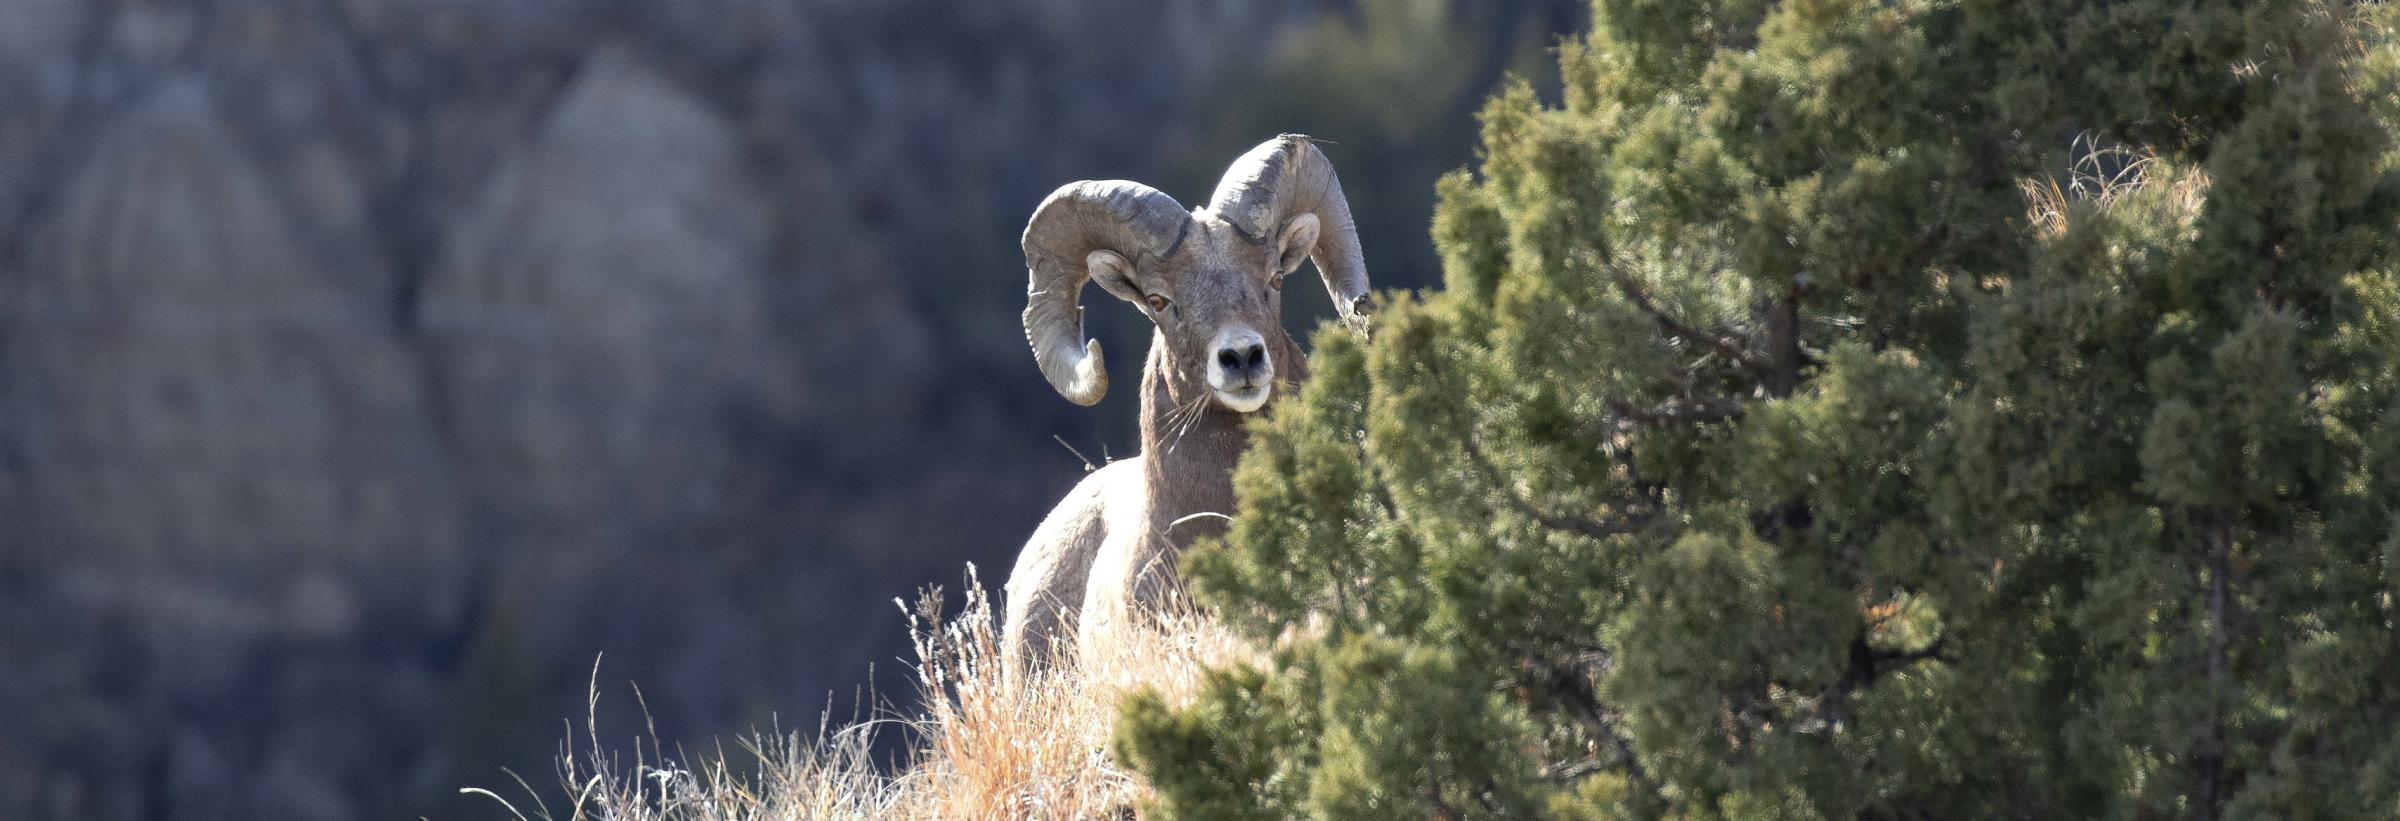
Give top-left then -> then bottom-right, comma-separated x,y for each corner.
491,570 -> 1249,820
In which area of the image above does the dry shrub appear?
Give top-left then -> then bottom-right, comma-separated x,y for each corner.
477,566 -> 1252,820
2017,132 -> 2209,240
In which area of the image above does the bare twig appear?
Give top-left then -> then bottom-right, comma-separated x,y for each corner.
1461,437 -> 1654,540
1166,511 -> 1233,533
1606,397 -> 1745,426
1519,654 -> 1654,791
1506,497 -> 1653,541
1052,435 -> 1098,472
1859,220 -> 1952,286
1810,632 -> 1951,730
1763,286 -> 1804,398
2197,510 -> 2234,821
1601,260 -> 1766,374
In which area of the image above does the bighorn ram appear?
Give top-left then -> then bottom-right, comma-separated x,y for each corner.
1001,135 -> 1370,669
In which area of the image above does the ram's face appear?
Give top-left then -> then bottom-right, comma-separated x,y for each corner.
1090,216 -> 1315,413
1019,136 -> 1367,412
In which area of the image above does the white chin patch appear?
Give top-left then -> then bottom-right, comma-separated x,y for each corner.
1215,384 -> 1271,413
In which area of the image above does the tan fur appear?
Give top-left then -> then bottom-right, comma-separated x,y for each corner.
1002,136 -> 1366,670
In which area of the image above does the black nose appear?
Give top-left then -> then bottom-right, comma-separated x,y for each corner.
1218,343 -> 1266,372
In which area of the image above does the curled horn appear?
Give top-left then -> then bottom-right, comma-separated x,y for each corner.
1206,134 -> 1372,321
1022,180 -> 1193,405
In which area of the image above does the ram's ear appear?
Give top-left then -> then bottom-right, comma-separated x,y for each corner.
1207,135 -> 1370,321
1274,213 -> 1320,277
1086,250 -> 1145,304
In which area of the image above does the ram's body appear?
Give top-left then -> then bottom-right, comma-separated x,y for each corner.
999,135 -> 1368,670
1003,330 -> 1303,667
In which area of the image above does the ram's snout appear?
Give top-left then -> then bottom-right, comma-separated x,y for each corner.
1206,325 -> 1273,412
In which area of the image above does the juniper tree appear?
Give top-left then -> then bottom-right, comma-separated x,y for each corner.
1118,1 -> 2400,817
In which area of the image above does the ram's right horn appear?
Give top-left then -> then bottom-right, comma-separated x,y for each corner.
1020,180 -> 1193,405
1205,134 -> 1372,323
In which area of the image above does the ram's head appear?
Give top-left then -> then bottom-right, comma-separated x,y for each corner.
1021,135 -> 1370,412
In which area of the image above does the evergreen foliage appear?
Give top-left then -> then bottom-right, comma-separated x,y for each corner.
1118,1 -> 2400,817
1164,0 -> 1584,332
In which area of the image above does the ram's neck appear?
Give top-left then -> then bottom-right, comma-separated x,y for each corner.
1136,332 -> 1247,548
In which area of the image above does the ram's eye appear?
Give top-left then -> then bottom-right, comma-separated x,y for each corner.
1269,274 -> 1285,291
1145,294 -> 1169,312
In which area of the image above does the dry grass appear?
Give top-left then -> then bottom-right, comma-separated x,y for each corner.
2017,131 -> 2210,240
471,566 -> 1253,820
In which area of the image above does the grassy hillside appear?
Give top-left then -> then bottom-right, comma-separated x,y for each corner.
479,572 -> 1246,819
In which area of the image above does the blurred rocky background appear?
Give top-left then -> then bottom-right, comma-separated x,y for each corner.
0,0 -> 1579,818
